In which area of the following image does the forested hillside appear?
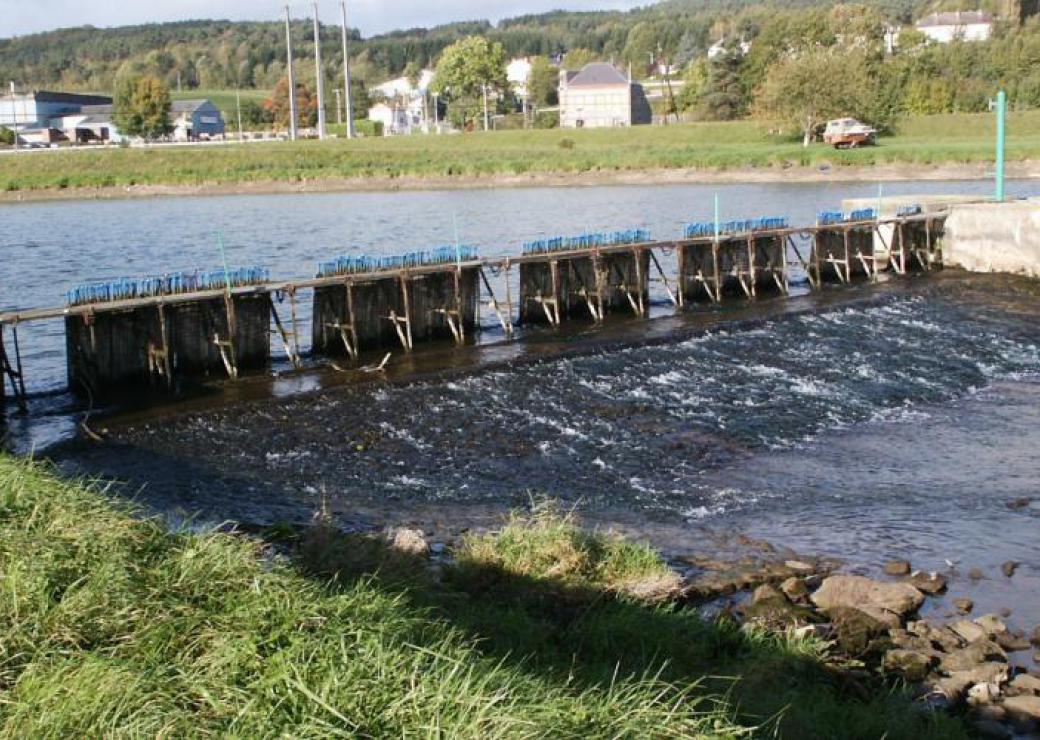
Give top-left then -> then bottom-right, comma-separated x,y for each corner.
0,0 -> 962,92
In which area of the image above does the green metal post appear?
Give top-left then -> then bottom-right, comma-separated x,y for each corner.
995,89 -> 1006,203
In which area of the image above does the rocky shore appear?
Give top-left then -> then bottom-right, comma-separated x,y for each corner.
385,523 -> 1039,738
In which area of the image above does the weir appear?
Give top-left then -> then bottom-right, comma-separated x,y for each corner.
0,209 -> 949,407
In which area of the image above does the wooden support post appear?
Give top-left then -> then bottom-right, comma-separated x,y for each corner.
504,262 -> 515,333
649,248 -> 678,308
790,236 -> 817,289
150,302 -> 173,388
270,295 -> 302,367
674,244 -> 685,308
549,260 -> 562,326
287,287 -> 302,362
924,217 -> 935,269
567,258 -> 601,322
889,223 -> 907,275
214,293 -> 239,380
712,241 -> 722,302
479,268 -> 512,336
0,323 -> 27,411
453,268 -> 465,343
812,232 -> 822,287
633,247 -> 646,316
747,235 -> 757,298
593,252 -> 607,319
400,274 -> 414,349
842,228 -> 852,283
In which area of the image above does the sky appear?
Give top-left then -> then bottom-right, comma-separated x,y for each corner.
0,0 -> 647,39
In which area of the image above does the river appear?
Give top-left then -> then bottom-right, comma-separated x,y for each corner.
3,179 -> 1040,640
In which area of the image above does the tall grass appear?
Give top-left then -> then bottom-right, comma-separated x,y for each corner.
0,455 -> 965,738
2,111 -> 1038,194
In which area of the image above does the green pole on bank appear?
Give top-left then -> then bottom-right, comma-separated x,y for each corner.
993,89 -> 1006,203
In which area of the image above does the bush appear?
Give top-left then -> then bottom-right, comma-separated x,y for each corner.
534,110 -> 559,129
353,118 -> 383,137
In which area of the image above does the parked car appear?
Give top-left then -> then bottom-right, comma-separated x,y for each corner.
822,118 -> 877,149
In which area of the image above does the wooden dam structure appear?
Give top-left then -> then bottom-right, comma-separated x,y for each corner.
0,209 -> 947,409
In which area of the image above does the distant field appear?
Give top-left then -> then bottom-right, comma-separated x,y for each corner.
171,88 -> 268,121
3,111 -> 1039,194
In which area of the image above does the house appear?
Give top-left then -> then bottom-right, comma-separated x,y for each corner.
170,100 -> 225,141
558,62 -> 652,129
916,11 -> 994,43
368,102 -> 413,136
507,57 -> 533,97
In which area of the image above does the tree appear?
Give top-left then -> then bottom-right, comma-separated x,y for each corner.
700,46 -> 747,120
754,48 -> 877,145
114,75 -> 173,140
676,58 -> 709,112
431,36 -> 507,130
563,48 -> 598,70
527,56 -> 559,107
264,77 -> 318,130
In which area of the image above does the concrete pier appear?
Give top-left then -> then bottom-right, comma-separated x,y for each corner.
944,200 -> 1040,277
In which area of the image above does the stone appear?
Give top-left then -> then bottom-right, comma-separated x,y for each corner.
1002,561 -> 1020,578
953,598 -> 974,615
884,559 -> 912,576
996,633 -> 1032,652
950,663 -> 1011,687
951,620 -> 988,644
883,649 -> 934,682
784,560 -> 814,573
930,673 -> 973,702
969,567 -> 985,581
780,577 -> 809,601
1031,625 -> 1040,647
1003,695 -> 1040,728
1006,497 -> 1032,510
828,606 -> 897,655
908,571 -> 947,595
391,528 -> 429,557
976,614 -> 1009,637
971,719 -> 1012,740
975,704 -> 1007,722
941,640 -> 1008,673
811,575 -> 925,621
967,681 -> 1000,706
909,620 -> 964,652
752,583 -> 785,605
1009,673 -> 1040,696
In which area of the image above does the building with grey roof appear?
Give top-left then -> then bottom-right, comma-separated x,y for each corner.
558,63 -> 652,129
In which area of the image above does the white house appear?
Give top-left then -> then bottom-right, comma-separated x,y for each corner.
507,57 -> 533,97
368,102 -> 414,136
558,62 -> 652,129
916,11 -> 993,43
372,69 -> 435,100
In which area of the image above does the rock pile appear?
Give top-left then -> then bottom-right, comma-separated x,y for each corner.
681,556 -> 1040,737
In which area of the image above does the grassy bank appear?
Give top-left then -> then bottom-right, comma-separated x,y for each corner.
0,456 -> 965,738
2,111 -> 1038,195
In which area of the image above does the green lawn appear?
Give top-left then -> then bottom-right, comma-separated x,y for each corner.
0,456 -> 964,738
171,88 -> 268,121
3,110 -> 1037,193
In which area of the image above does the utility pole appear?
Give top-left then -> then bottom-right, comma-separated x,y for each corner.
285,5 -> 298,141
313,2 -> 327,140
334,88 -> 343,124
340,1 -> 356,139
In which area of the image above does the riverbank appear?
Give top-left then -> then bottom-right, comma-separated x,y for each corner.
3,111 -> 1040,203
3,160 -> 1039,204
0,455 -> 966,737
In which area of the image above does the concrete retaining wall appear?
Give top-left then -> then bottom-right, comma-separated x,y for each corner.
944,201 -> 1040,278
